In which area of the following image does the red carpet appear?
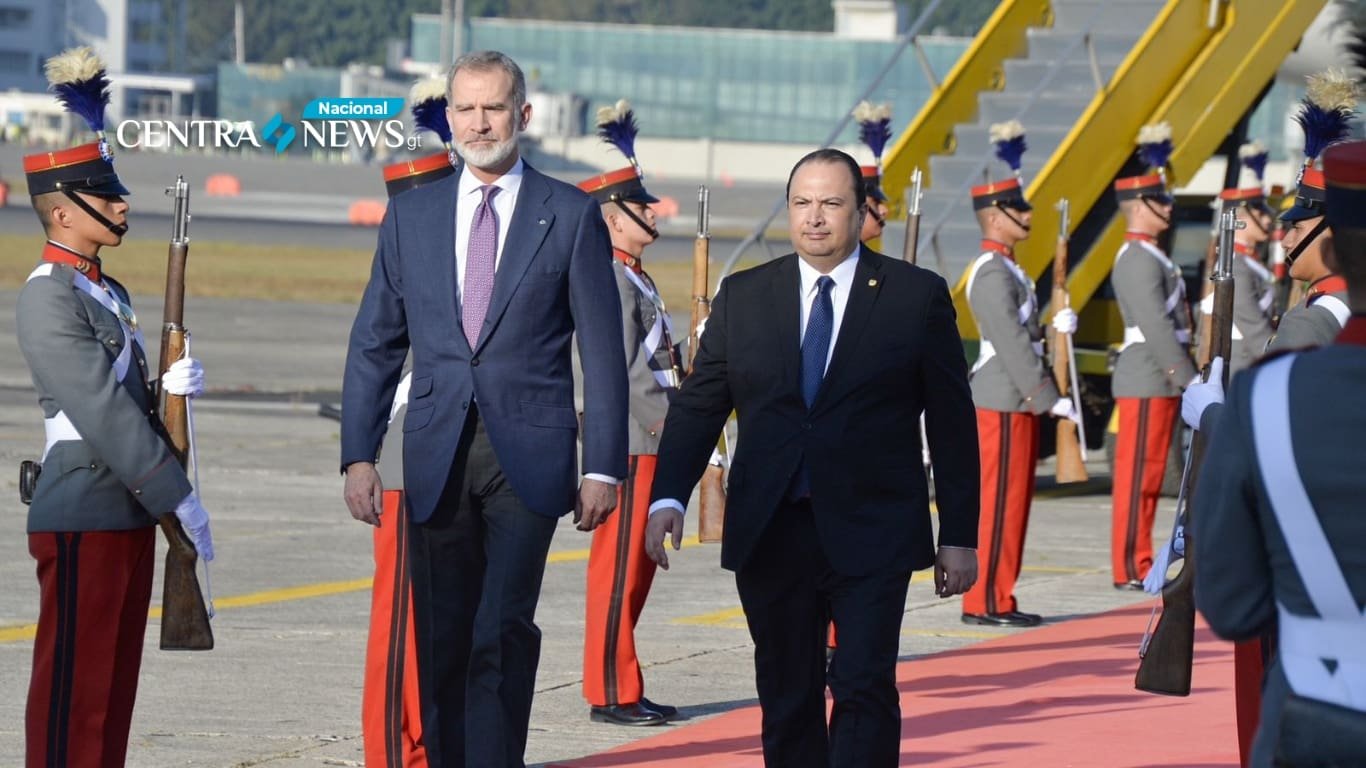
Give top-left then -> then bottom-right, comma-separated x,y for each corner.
550,604 -> 1240,767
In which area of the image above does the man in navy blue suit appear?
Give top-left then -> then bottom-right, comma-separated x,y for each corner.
341,50 -> 628,768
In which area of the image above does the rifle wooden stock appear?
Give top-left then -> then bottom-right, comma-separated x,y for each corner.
1195,236 -> 1217,368
1135,212 -> 1237,695
690,187 -> 726,543
1050,208 -> 1087,484
157,179 -> 213,651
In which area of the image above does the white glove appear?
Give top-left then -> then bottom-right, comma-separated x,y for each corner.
1051,307 -> 1078,335
173,492 -> 214,562
1143,524 -> 1184,595
1199,293 -> 1214,316
1049,396 -> 1078,422
1181,357 -> 1225,430
162,356 -> 205,398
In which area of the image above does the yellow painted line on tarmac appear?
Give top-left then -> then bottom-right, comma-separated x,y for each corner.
0,623 -> 37,643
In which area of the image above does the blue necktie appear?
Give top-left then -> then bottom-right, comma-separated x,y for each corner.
788,276 -> 835,500
801,276 -> 835,407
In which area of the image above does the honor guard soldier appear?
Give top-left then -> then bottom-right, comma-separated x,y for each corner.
575,99 -> 680,727
1109,122 -> 1196,590
961,121 -> 1076,626
853,101 -> 892,246
1267,69 -> 1358,352
1216,180 -> 1275,375
17,47 -> 212,767
359,75 -> 456,768
1187,138 -> 1366,768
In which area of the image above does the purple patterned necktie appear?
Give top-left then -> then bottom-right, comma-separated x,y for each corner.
462,184 -> 500,347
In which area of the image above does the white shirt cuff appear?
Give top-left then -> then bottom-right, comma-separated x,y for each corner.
583,473 -> 621,486
649,499 -> 686,517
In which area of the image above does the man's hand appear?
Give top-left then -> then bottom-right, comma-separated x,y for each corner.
1051,307 -> 1078,335
1182,357 -> 1225,429
1049,396 -> 1079,423
645,508 -> 685,569
344,462 -> 384,526
173,492 -> 214,561
934,547 -> 977,598
575,477 -> 618,532
162,356 -> 206,398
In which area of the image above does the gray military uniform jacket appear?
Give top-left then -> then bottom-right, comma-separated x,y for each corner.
1193,343 -> 1366,767
1112,239 -> 1196,398
17,259 -> 191,533
376,365 -> 412,491
966,250 -> 1059,413
1229,251 -> 1275,374
575,259 -> 679,455
1266,282 -> 1350,354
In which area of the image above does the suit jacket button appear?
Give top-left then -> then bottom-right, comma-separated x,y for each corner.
802,422 -> 812,431
471,358 -> 480,367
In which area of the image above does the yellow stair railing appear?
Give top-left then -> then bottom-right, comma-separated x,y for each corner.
880,0 -> 1052,216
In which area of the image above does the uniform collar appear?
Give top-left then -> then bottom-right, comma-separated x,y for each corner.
613,247 -> 642,274
1125,231 -> 1159,245
980,238 -> 1014,258
43,241 -> 101,282
1234,241 -> 1257,257
1308,274 -> 1348,299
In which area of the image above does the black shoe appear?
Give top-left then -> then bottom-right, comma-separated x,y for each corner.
1114,580 -> 1145,591
962,611 -> 1043,627
640,697 -> 679,721
590,703 -> 666,726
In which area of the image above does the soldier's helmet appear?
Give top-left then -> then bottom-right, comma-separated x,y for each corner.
1283,69 -> 1358,224
382,76 -> 457,198
852,101 -> 892,204
1113,121 -> 1173,206
972,120 -> 1031,212
23,47 -> 129,198
578,99 -> 658,205
1221,141 -> 1273,217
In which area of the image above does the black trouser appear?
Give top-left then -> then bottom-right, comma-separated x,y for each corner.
407,408 -> 558,768
735,500 -> 911,768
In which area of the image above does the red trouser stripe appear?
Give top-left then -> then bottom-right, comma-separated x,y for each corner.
963,409 -> 1039,616
363,491 -> 426,767
583,455 -> 660,707
1110,397 -> 1179,583
26,528 -> 154,768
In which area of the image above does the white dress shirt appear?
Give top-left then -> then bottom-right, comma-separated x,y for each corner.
649,248 -> 862,517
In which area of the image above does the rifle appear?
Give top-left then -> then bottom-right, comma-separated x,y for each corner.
1194,203 -> 1220,368
1050,199 -> 1087,483
155,175 -> 214,651
690,187 -> 726,544
1134,209 -> 1239,696
902,168 -> 922,264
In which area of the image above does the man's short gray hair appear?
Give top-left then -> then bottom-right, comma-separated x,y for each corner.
447,50 -> 527,110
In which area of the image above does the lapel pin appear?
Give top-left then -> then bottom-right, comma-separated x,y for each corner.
538,218 -> 547,225
868,278 -> 878,287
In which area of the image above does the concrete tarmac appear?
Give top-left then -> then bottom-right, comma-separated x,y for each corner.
0,291 -> 1171,766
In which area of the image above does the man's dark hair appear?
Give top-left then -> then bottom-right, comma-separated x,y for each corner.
786,148 -> 866,210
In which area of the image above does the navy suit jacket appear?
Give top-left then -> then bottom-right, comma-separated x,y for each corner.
342,163 -> 629,523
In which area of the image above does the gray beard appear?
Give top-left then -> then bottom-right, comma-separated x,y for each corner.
456,136 -> 518,170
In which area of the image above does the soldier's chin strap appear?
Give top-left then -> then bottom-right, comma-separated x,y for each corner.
1141,197 -> 1171,226
866,205 -> 885,227
612,198 -> 659,241
1284,218 -> 1330,268
61,189 -> 128,237
996,203 -> 1032,234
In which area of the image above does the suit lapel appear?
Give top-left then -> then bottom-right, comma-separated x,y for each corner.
476,164 -> 554,352
425,173 -> 470,353
772,255 -> 802,396
812,252 -> 884,412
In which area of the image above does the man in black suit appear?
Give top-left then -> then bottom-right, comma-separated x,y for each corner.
645,148 -> 980,767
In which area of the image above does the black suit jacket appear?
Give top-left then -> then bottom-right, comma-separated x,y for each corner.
652,250 -> 980,577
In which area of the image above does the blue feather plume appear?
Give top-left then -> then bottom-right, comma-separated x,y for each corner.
994,136 -> 1026,172
596,102 -> 639,160
852,101 -> 893,164
45,48 -> 111,136
1296,101 -> 1353,162
411,99 -> 450,144
1138,139 -> 1173,171
1239,142 -> 1269,182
